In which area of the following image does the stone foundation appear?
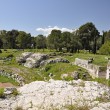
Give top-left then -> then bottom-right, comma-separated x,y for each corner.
75,58 -> 107,79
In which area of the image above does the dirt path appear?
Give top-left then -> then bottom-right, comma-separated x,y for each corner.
0,83 -> 15,88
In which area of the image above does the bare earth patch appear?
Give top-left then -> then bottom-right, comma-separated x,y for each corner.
0,83 -> 14,88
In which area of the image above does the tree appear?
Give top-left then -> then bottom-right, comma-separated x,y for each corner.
0,38 -> 3,48
47,30 -> 62,51
99,41 -> 110,55
0,30 -> 7,49
77,22 -> 99,54
6,30 -> 19,48
62,32 -> 71,52
70,32 -> 82,53
31,37 -> 36,49
103,30 -> 110,42
35,35 -> 47,51
16,31 -> 31,49
47,34 -> 55,50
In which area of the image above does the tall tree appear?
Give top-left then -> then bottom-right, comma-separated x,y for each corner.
77,22 -> 99,54
70,32 -> 82,53
62,32 -> 71,52
16,31 -> 31,49
35,35 -> 47,51
103,30 -> 110,41
6,30 -> 19,48
0,30 -> 8,49
47,30 -> 62,51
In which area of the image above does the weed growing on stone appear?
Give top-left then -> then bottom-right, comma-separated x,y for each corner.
14,106 -> 24,110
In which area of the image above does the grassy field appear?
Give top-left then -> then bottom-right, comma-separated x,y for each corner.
0,49 -> 109,86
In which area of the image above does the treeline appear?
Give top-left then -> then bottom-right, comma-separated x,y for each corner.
0,22 -> 110,54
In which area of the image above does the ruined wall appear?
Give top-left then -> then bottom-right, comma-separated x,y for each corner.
106,61 -> 110,79
75,58 -> 107,79
0,70 -> 25,86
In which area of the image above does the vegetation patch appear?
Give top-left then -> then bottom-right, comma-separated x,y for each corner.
65,103 -> 90,110
0,49 -> 109,85
41,63 -> 91,81
0,75 -> 19,86
0,88 -> 5,98
93,78 -> 110,87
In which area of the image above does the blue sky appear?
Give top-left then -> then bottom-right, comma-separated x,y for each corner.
0,0 -> 110,36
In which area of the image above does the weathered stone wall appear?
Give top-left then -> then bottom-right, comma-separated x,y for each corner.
0,70 -> 25,86
106,61 -> 110,79
75,58 -> 107,79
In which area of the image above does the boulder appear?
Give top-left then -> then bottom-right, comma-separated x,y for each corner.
4,87 -> 17,95
40,58 -> 70,66
71,71 -> 80,80
61,74 -> 68,79
17,52 -> 69,68
16,52 -> 33,64
24,53 -> 49,68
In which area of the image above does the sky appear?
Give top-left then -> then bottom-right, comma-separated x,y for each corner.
0,0 -> 110,36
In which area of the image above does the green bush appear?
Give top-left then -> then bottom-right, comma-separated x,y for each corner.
12,89 -> 19,96
0,88 -> 5,98
6,54 -> 14,58
0,50 -> 2,53
99,41 -> 110,55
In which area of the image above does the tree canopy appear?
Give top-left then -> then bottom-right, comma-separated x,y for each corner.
0,22 -> 109,54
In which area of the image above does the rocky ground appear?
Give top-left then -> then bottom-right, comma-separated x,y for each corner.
16,52 -> 69,68
0,79 -> 110,110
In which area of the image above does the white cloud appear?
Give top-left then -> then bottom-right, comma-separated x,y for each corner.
36,26 -> 75,36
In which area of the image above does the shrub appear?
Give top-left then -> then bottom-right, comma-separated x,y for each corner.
12,89 -> 19,96
6,54 -> 14,58
45,65 -> 52,72
93,78 -> 110,87
0,88 -> 5,98
65,103 -> 90,110
99,41 -> 110,55
95,95 -> 109,102
14,106 -> 23,110
79,81 -> 85,87
4,49 -> 7,51
0,50 -> 2,53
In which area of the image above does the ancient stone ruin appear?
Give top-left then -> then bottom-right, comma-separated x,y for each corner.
107,61 -> 110,79
16,52 -> 69,68
75,58 -> 109,79
0,70 -> 25,86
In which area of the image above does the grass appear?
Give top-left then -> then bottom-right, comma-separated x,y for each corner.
0,49 -> 109,85
41,63 -> 91,81
95,96 -> 110,103
65,103 -> 90,110
0,88 -> 5,98
93,78 -> 110,87
0,75 -> 19,86
64,53 -> 108,66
